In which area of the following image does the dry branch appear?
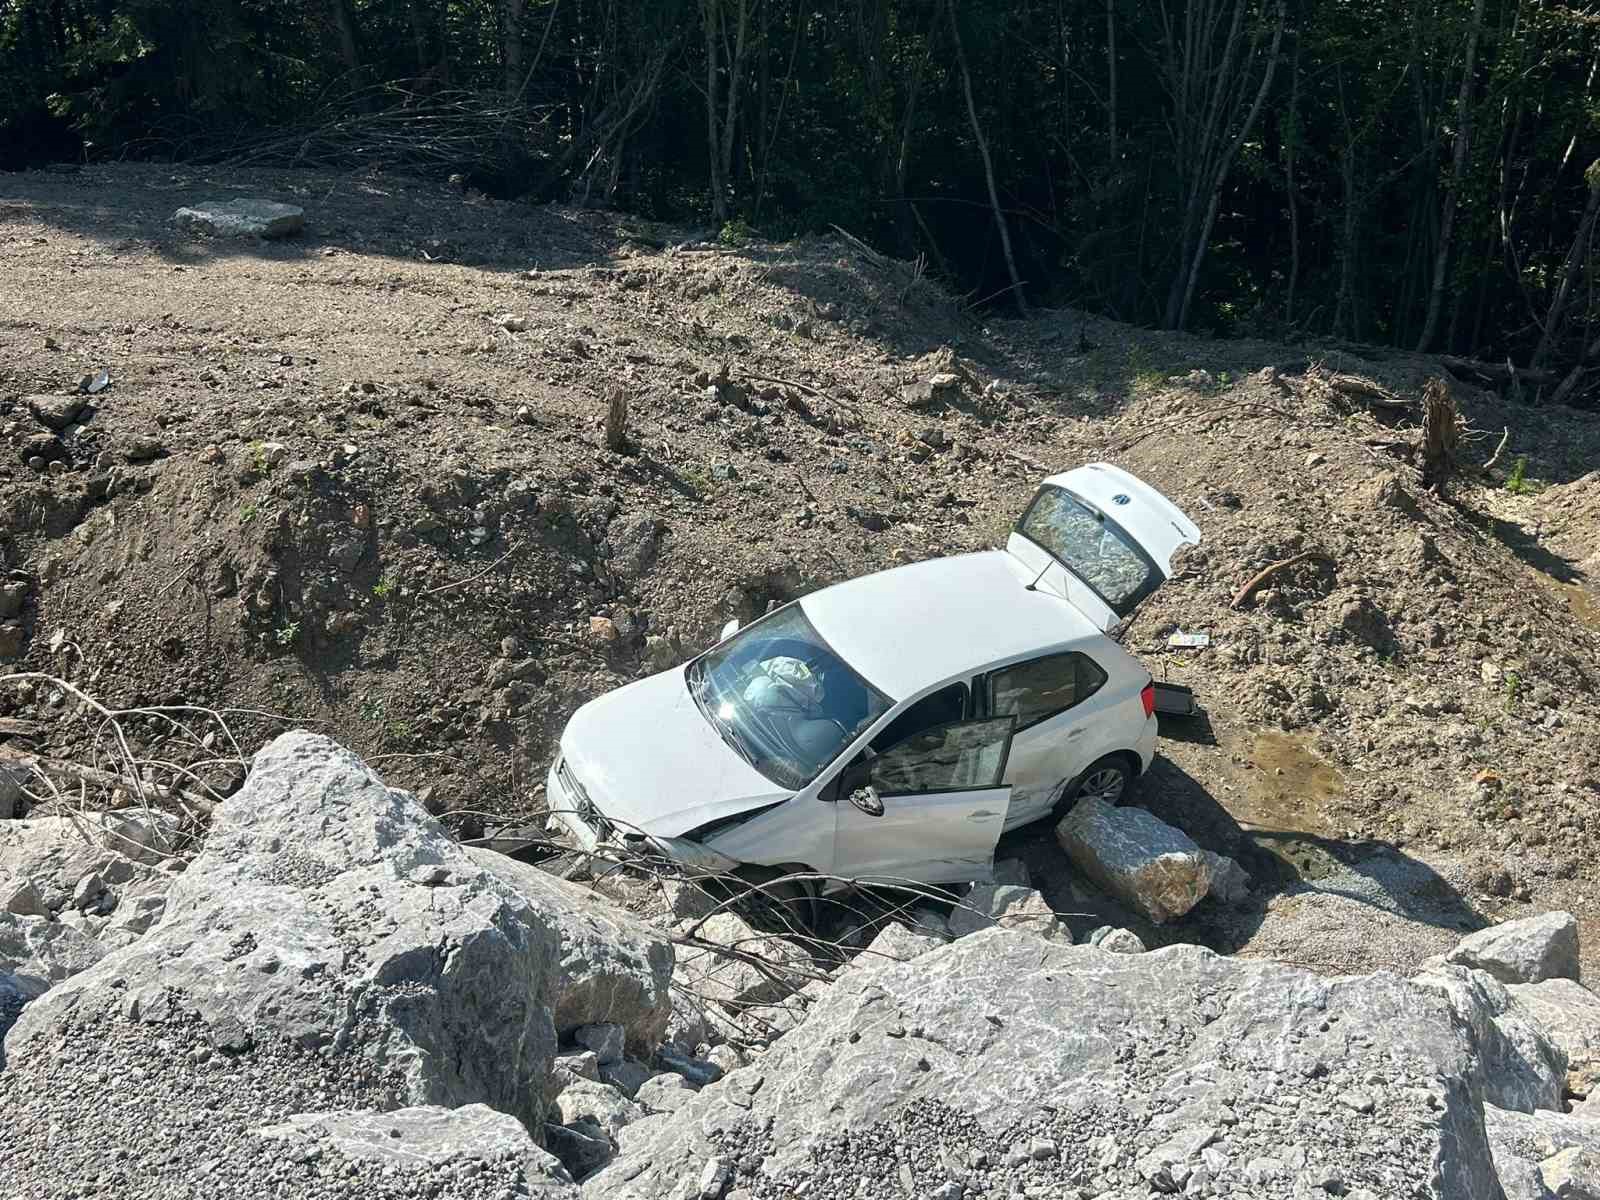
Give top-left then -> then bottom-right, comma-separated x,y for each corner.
1439,355 -> 1558,388
1231,551 -> 1334,609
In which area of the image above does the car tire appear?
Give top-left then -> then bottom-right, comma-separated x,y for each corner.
736,865 -> 818,933
1054,755 -> 1134,816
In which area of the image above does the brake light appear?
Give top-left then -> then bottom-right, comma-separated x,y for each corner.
1140,681 -> 1156,718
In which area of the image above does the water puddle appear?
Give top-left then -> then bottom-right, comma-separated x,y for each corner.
1233,731 -> 1346,881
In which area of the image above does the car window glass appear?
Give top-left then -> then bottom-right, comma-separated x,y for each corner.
1018,486 -> 1155,609
688,604 -> 892,791
870,683 -> 968,752
870,718 -> 1013,795
988,653 -> 1100,729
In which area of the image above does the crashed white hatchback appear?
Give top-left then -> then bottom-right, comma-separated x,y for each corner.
548,463 -> 1199,888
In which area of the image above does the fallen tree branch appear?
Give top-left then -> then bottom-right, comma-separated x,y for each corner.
1439,355 -> 1559,388
421,546 -> 517,597
733,371 -> 863,423
0,747 -> 216,818
1231,551 -> 1334,609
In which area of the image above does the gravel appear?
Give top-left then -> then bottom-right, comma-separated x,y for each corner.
0,1017 -> 546,1200
705,1078 -> 1451,1200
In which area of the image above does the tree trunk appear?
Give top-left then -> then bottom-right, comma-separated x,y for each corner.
1414,0 -> 1487,352
502,0 -> 525,96
704,0 -> 726,221
409,0 -> 431,77
947,0 -> 1029,314
1106,0 -> 1118,170
1533,160 -> 1600,368
718,0 -> 752,200
1166,0 -> 1285,331
1284,33 -> 1301,325
329,0 -> 360,74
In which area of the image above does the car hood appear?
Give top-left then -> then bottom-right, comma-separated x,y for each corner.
558,667 -> 789,838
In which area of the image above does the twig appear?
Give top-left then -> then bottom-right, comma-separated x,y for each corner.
421,546 -> 516,597
1482,426 -> 1511,473
1231,552 -> 1334,610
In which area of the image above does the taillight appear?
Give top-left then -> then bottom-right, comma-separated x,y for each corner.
1140,681 -> 1156,718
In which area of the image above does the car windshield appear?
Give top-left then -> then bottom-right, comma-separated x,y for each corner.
686,603 -> 892,791
1017,484 -> 1157,611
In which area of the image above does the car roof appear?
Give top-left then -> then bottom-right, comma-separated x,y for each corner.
798,550 -> 1104,701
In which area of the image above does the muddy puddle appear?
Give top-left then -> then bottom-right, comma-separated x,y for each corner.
1232,731 -> 1348,881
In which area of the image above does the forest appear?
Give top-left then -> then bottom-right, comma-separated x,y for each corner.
4,0 -> 1600,404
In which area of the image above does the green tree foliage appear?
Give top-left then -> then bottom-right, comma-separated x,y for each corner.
6,0 -> 1600,401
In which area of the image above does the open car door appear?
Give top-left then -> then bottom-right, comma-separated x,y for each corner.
1006,462 -> 1201,631
829,717 -> 1014,885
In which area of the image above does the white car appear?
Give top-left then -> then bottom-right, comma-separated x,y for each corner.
548,463 -> 1200,890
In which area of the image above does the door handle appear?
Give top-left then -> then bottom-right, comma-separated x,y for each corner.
1065,728 -> 1086,740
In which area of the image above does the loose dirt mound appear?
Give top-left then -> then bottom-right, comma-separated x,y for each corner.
3,163 -> 1600,971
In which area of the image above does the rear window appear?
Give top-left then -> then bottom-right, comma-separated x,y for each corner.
1016,485 -> 1158,613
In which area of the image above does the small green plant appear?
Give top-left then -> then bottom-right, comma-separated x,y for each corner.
361,696 -> 386,723
1505,456 -> 1537,495
386,718 -> 413,743
718,217 -> 754,247
1504,670 -> 1521,711
240,503 -> 257,523
274,621 -> 300,647
250,442 -> 271,476
372,575 -> 396,599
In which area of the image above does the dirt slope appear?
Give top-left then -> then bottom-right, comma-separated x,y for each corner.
3,163 -> 1599,969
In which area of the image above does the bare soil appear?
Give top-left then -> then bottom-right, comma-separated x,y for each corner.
4,163 -> 1600,974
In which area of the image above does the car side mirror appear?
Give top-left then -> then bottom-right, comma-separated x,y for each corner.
719,618 -> 741,643
838,756 -> 873,796
849,786 -> 884,817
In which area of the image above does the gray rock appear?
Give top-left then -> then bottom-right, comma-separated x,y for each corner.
174,199 -> 306,239
0,911 -> 105,985
1055,797 -> 1212,923
0,970 -> 46,1064
1413,964 -> 1566,1113
1198,850 -> 1252,905
673,910 -> 812,1013
71,870 -> 106,912
6,732 -> 563,1131
25,394 -> 87,432
1087,925 -> 1147,953
949,885 -> 1071,942
1511,979 -> 1600,1099
575,1021 -> 626,1065
255,1104 -> 578,1197
844,922 -> 945,976
1448,912 -> 1581,985
604,514 -> 664,580
656,1046 -> 723,1086
586,932 -> 1510,1198
1,877 -> 47,917
599,1058 -> 653,1099
636,1072 -> 696,1114
698,1156 -> 731,1199
0,811 -> 181,913
556,1079 -> 643,1138
546,1121 -> 614,1180
991,858 -> 1031,888
1543,1146 -> 1600,1199
0,584 -> 27,623
1485,1105 -> 1600,1200
465,847 -> 673,1055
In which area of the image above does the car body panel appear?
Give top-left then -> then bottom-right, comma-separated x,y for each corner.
555,668 -> 787,838
830,784 -> 1011,884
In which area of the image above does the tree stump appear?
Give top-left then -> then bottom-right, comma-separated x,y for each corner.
1420,376 -> 1463,495
605,387 -> 629,453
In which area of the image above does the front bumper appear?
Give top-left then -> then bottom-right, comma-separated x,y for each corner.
546,755 -> 603,852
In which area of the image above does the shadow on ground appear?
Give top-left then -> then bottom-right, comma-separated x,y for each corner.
1004,752 -> 1485,961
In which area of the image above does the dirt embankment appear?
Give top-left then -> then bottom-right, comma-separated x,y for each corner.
2,162 -> 1599,970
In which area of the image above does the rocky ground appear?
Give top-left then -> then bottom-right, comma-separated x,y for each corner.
8,732 -> 1600,1200
1,161 -> 1600,987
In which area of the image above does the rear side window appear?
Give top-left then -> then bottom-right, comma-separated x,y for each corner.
985,653 -> 1106,731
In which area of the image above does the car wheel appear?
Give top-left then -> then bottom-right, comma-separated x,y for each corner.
736,866 -> 817,933
1056,755 -> 1133,814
